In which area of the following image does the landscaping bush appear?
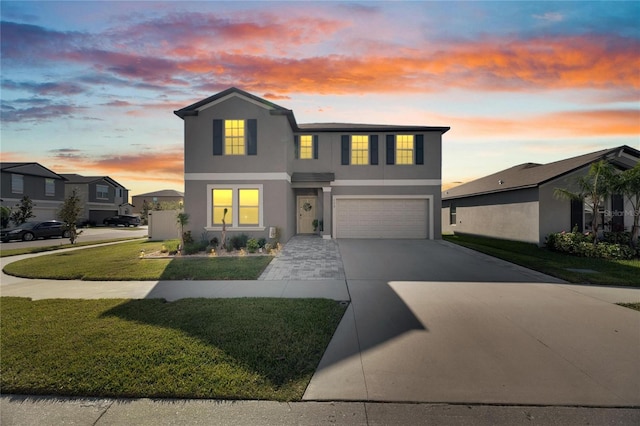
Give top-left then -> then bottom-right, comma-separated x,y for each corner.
229,234 -> 249,250
257,238 -> 267,249
603,231 -> 632,245
546,230 -> 637,260
246,238 -> 259,253
182,242 -> 204,255
209,237 -> 219,249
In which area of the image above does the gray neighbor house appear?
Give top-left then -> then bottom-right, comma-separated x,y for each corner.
175,87 -> 449,242
442,146 -> 640,246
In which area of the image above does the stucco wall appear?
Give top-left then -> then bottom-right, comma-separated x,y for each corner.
443,188 -> 539,243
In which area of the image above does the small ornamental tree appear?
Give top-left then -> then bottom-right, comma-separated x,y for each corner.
176,212 -> 189,252
554,160 -> 615,244
10,195 -> 35,225
58,189 -> 83,244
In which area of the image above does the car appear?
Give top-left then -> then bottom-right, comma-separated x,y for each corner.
0,220 -> 71,242
103,215 -> 141,227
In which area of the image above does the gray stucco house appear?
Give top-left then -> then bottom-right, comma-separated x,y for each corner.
1,162 -> 66,222
442,146 -> 640,246
175,87 -> 449,242
60,174 -> 131,225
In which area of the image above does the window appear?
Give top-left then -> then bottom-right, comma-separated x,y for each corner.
45,178 -> 55,196
212,189 -> 233,225
239,189 -> 259,225
11,174 -> 23,194
351,135 -> 369,165
208,185 -> 263,229
96,184 -> 109,199
299,135 -> 313,159
396,135 -> 414,165
449,206 -> 457,225
225,119 -> 245,155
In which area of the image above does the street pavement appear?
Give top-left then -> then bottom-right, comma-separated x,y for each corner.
1,237 -> 639,424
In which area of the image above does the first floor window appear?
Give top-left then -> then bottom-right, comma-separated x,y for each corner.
210,185 -> 263,229
213,189 -> 233,225
449,206 -> 457,225
96,184 -> 109,199
396,135 -> 414,165
239,189 -> 259,225
351,135 -> 369,165
11,174 -> 23,194
45,178 -> 55,196
225,119 -> 245,155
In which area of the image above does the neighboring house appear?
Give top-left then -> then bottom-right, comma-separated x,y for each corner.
131,189 -> 184,213
442,146 -> 640,246
0,162 -> 66,222
175,87 -> 449,242
60,174 -> 131,224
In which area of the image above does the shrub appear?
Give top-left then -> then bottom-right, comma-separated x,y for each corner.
182,231 -> 194,245
603,231 -> 631,245
229,234 -> 249,250
183,241 -> 207,255
546,230 -> 637,260
209,237 -> 219,249
247,238 -> 259,253
257,238 -> 267,249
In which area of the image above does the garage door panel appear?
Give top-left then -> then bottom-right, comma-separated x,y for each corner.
336,198 -> 428,239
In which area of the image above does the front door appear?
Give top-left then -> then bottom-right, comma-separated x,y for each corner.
297,196 -> 317,234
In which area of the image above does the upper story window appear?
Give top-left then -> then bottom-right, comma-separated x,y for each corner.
300,135 -> 313,159
225,119 -> 245,155
11,174 -> 23,194
45,178 -> 55,196
96,184 -> 109,199
351,135 -> 369,165
396,135 -> 414,165
213,119 -> 257,156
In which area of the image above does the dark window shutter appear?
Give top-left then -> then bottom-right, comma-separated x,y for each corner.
247,119 -> 257,155
415,134 -> 424,165
370,135 -> 378,165
313,135 -> 319,159
570,199 -> 583,232
386,135 -> 395,165
341,135 -> 350,165
294,135 -> 300,159
213,119 -> 223,155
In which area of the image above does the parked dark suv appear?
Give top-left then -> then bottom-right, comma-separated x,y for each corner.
1,220 -> 71,242
103,215 -> 141,227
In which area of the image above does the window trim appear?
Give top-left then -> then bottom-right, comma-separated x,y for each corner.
206,184 -> 264,231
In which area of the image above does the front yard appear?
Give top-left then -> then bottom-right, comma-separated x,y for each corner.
0,297 -> 347,401
444,234 -> 640,287
2,240 -> 272,280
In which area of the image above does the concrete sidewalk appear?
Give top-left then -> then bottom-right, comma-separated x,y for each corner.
2,395 -> 639,426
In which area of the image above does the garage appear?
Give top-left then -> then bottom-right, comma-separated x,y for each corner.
334,197 -> 430,239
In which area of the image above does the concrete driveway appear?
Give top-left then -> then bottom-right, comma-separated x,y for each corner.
304,239 -> 640,407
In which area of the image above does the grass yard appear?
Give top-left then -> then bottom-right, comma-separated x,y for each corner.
617,302 -> 640,312
2,240 -> 272,280
444,234 -> 640,287
0,237 -> 142,258
0,297 -> 347,401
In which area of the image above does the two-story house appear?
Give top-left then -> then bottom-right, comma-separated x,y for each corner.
0,162 -> 66,222
60,174 -> 131,225
175,87 -> 449,242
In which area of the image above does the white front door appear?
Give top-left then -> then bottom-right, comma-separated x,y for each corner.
297,196 -> 317,234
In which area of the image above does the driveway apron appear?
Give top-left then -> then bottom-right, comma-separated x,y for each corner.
304,239 -> 640,407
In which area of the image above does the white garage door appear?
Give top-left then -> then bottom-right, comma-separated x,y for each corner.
335,198 -> 429,239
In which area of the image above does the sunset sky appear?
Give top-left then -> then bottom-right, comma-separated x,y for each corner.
1,1 -> 639,197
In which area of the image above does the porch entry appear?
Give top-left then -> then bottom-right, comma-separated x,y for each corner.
297,196 -> 317,234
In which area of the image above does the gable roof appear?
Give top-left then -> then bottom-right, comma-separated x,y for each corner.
0,162 -> 64,180
174,87 -> 449,134
443,145 -> 640,200
60,174 -> 125,188
133,189 -> 184,197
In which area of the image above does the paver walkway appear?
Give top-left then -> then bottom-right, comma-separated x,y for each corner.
259,235 -> 345,280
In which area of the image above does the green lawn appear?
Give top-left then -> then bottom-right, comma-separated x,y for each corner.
3,240 -> 273,280
444,234 -> 640,287
617,302 -> 640,312
1,297 -> 347,401
0,237 -> 143,258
